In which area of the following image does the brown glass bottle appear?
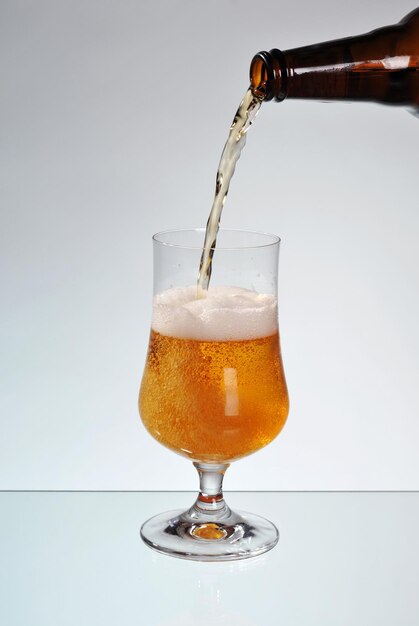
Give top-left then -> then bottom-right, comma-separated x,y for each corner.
250,8 -> 419,111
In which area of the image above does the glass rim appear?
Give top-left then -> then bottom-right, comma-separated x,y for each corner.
152,228 -> 281,250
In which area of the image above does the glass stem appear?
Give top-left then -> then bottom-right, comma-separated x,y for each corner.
189,462 -> 231,519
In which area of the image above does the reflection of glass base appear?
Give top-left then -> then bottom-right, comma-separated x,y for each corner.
140,507 -> 279,561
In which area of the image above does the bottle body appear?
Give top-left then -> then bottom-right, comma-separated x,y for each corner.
250,8 -> 419,111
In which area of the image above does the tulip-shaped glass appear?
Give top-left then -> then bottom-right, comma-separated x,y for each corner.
139,229 -> 289,560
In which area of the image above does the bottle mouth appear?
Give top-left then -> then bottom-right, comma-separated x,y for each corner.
250,52 -> 274,100
250,49 -> 287,102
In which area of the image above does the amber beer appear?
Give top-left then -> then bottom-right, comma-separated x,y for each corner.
139,287 -> 289,464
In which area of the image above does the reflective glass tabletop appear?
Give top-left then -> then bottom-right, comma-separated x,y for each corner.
1,491 -> 418,625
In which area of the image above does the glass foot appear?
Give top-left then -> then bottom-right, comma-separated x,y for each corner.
140,507 -> 279,561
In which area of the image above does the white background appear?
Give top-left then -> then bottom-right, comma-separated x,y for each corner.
1,0 -> 418,490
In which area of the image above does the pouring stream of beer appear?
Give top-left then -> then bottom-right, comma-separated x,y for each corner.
197,88 -> 262,292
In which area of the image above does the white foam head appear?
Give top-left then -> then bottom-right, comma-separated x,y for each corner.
152,286 -> 278,341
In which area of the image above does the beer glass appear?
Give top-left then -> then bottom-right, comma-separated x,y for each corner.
139,229 -> 289,560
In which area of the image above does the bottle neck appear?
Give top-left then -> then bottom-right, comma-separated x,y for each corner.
250,14 -> 418,106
